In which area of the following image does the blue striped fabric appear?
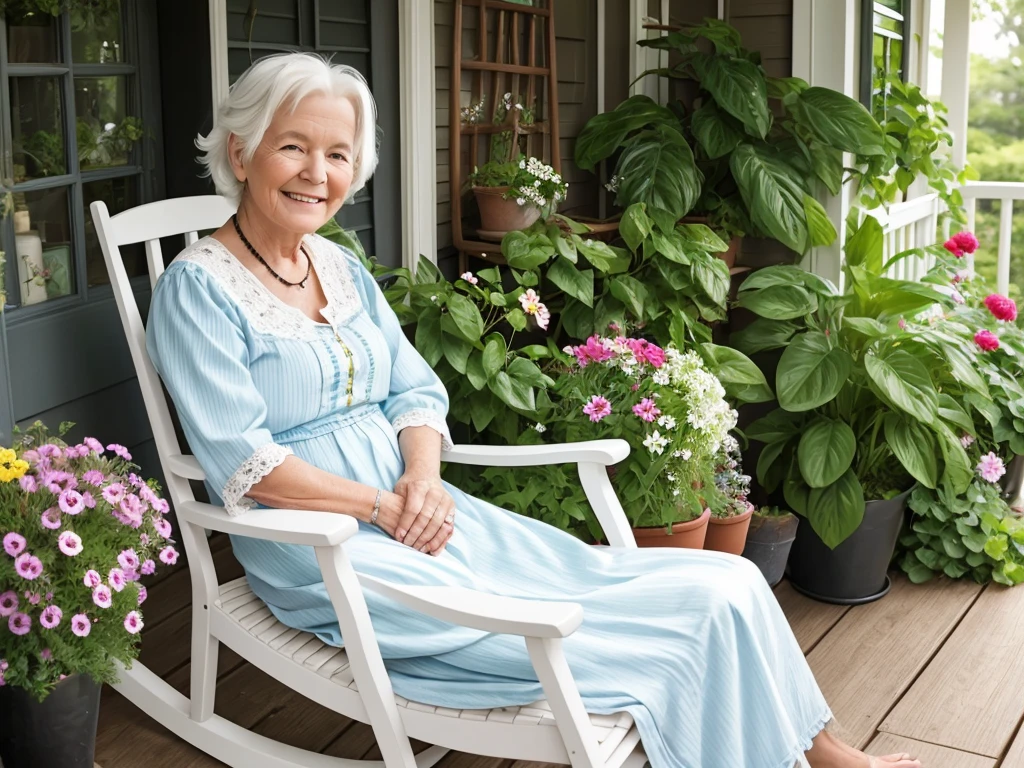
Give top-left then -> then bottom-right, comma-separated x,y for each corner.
147,235 -> 831,768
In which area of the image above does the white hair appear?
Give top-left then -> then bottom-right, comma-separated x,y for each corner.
196,53 -> 378,205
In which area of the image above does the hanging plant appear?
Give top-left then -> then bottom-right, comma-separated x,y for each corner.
0,0 -> 121,32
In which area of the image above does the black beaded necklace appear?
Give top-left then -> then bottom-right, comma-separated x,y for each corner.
232,213 -> 311,289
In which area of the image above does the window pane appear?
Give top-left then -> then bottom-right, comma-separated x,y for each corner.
875,0 -> 903,12
11,77 -> 66,183
6,4 -> 60,63
84,176 -> 144,287
11,186 -> 74,306
75,77 -> 141,170
72,4 -> 123,63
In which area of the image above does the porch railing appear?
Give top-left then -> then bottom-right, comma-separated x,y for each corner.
962,181 -> 1024,295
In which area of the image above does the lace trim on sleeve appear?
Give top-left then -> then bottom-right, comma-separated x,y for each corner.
221,443 -> 293,516
391,409 -> 454,452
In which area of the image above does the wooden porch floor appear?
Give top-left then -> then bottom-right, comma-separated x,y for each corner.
95,536 -> 1024,768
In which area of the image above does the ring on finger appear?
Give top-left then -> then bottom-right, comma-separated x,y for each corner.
444,512 -> 455,525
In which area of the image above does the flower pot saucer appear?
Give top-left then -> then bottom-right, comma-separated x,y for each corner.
476,228 -> 509,242
789,574 -> 891,606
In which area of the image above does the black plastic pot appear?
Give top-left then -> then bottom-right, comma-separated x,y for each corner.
1002,455 -> 1024,505
0,673 -> 101,768
787,489 -> 911,605
742,512 -> 799,587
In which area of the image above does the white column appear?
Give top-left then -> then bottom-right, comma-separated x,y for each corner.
941,0 -> 972,170
209,0 -> 230,121
791,0 -> 857,288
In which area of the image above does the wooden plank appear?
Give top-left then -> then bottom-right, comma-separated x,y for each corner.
866,734 -> 995,768
1000,721 -> 1024,767
774,580 -> 850,653
880,584 -> 1024,757
806,575 -> 982,749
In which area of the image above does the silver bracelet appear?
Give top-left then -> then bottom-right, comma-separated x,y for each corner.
369,488 -> 382,526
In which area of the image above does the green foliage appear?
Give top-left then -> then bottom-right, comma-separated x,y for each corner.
0,0 -> 120,31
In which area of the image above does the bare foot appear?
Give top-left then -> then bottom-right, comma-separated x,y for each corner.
806,730 -> 922,768
869,755 -> 922,768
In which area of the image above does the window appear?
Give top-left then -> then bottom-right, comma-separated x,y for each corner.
861,0 -> 911,118
1,1 -> 155,313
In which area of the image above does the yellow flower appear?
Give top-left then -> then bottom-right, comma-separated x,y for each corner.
0,448 -> 15,464
0,450 -> 28,482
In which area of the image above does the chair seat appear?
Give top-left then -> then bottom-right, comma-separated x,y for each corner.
214,577 -> 637,754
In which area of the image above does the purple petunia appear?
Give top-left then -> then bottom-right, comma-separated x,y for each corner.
18,474 -> 38,493
57,531 -> 83,557
152,498 -> 170,515
123,611 -> 143,634
108,568 -> 126,592
137,585 -> 148,605
83,569 -> 101,588
40,605 -> 63,629
0,591 -> 18,617
82,469 -> 105,487
154,517 -> 172,539
36,444 -> 61,460
40,508 -> 61,530
106,444 -> 132,461
71,614 -> 91,637
117,549 -> 140,571
158,546 -> 179,566
102,482 -> 126,505
14,553 -> 43,580
8,612 -> 30,636
83,437 -> 104,454
3,532 -> 26,558
92,585 -> 112,609
59,489 -> 85,515
82,492 -> 96,509
141,559 -> 156,576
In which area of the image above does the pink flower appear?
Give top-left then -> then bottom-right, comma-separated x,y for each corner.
632,398 -> 662,422
977,452 -> 1007,483
518,289 -> 550,331
71,614 -> 91,637
118,549 -> 140,571
534,304 -> 551,331
123,610 -> 143,634
81,492 -> 96,509
952,290 -> 965,305
159,546 -> 179,566
40,605 -> 62,629
152,498 -> 170,515
141,559 -> 156,576
102,482 -> 126,505
128,473 -> 145,489
15,553 -> 43,580
985,293 -> 1018,322
92,585 -> 112,609
57,531 -> 83,557
106,444 -> 132,461
40,648 -> 52,661
642,344 -> 665,368
82,470 -> 104,487
460,272 -> 479,285
40,508 -> 61,530
943,231 -> 980,258
108,568 -> 127,592
153,517 -> 172,539
898,317 -> 907,330
36,444 -> 61,460
137,585 -> 148,605
582,395 -> 612,423
0,591 -> 18,617
3,532 -> 26,557
975,329 -> 1000,352
26,592 -> 40,605
18,474 -> 38,493
961,434 -> 976,449
83,569 -> 101,588
83,437 -> 104,454
573,336 -> 614,368
124,568 -> 139,582
64,445 -> 89,459
8,612 -> 30,636
139,533 -> 150,546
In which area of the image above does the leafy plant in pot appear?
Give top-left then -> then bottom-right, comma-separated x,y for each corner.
0,422 -> 177,768
468,155 -> 567,235
574,18 -> 886,262
742,506 -> 799,587
739,218 -> 972,603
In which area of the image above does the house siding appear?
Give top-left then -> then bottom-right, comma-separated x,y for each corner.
727,0 -> 793,79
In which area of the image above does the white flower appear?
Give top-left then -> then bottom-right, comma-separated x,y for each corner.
534,180 -> 541,187
562,345 -> 574,355
673,449 -> 693,461
657,414 -> 677,430
653,371 -> 670,386
460,272 -> 479,285
430,295 -> 437,302
533,423 -> 547,433
643,430 -> 670,455
519,159 -> 526,169
516,197 -> 526,206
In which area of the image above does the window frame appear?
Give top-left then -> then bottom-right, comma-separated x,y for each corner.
860,0 -> 912,114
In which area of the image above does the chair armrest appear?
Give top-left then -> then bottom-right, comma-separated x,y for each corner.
441,439 -> 629,467
358,573 -> 584,639
177,500 -> 359,547
165,453 -> 206,481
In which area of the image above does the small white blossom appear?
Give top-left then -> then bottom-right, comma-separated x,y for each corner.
430,295 -> 437,302
653,371 -> 670,386
657,414 -> 677,430
643,430 -> 670,455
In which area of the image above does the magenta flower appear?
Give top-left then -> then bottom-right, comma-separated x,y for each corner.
40,508 -> 61,530
573,336 -> 614,368
943,231 -> 980,258
139,533 -> 150,546
152,498 -> 169,515
159,546 -> 179,565
975,329 -> 1000,352
18,474 -> 38,493
123,611 -> 143,634
118,549 -> 140,571
82,470 -> 105,487
26,592 -> 40,605
107,443 -> 132,461
83,569 -> 101,588
71,614 -> 91,637
0,591 -> 18,617
977,452 -> 1007,483
57,531 -> 83,557
40,605 -> 63,629
137,585 -> 148,605
985,293 -> 1018,322
582,395 -> 612,423
40,648 -> 52,661
83,437 -> 104,454
82,492 -> 96,509
3,532 -> 26,557
92,585 -> 112,609
642,344 -> 665,368
153,517 -> 172,539
141,559 -> 156,576
36,444 -> 61,460
8,612 -> 30,636
108,568 -> 126,593
102,482 -> 126,505
632,398 -> 662,423
460,271 -> 479,285
898,317 -> 907,330
139,485 -> 158,506
15,553 -> 43,580
961,434 -> 976,449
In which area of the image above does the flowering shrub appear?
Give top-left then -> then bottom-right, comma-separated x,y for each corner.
0,422 -> 175,700
712,436 -> 754,519
468,156 -> 568,217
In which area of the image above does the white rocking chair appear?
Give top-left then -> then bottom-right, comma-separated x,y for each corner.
90,196 -> 648,768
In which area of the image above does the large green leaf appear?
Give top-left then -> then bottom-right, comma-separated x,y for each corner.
810,142 -> 843,196
883,413 -> 939,489
803,194 -> 837,248
465,351 -> 487,390
548,256 -> 594,307
619,203 -> 652,253
792,87 -> 887,155
693,55 -> 772,138
776,331 -> 853,412
651,229 -> 690,264
937,424 -> 973,495
735,284 -> 817,320
937,393 -> 975,437
482,334 -> 507,378
414,310 -> 443,366
699,343 -> 769,388
730,317 -> 801,355
747,408 -> 802,444
692,253 -> 731,308
844,216 -> 883,275
575,95 -> 679,170
609,275 -> 649,319
757,439 -> 791,487
676,223 -> 729,253
730,143 -> 809,253
577,239 -> 631,274
798,418 -> 856,488
806,470 -> 866,549
616,124 -> 703,220
690,100 -> 745,159
445,293 -> 485,342
863,349 -> 938,424
441,333 -> 472,374
502,230 -> 555,270
507,357 -> 554,389
488,371 -> 536,412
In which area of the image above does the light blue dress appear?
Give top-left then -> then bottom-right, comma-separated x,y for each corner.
147,234 -> 832,768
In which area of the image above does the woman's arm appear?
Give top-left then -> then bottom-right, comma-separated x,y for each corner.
392,426 -> 455,555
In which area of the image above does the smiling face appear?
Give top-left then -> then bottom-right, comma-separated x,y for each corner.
230,91 -> 356,239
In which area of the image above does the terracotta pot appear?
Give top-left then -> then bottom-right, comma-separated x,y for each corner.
632,508 -> 711,549
473,186 -> 541,232
704,505 -> 754,556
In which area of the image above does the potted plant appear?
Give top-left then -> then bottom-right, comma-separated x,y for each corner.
0,422 -> 176,768
468,155 -> 567,235
742,506 -> 799,587
739,217 -> 971,603
704,435 -> 755,555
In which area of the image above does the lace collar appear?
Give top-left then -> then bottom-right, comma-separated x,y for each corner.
174,234 -> 362,341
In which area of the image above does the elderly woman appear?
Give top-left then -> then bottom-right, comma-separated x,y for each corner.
146,53 -> 919,768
